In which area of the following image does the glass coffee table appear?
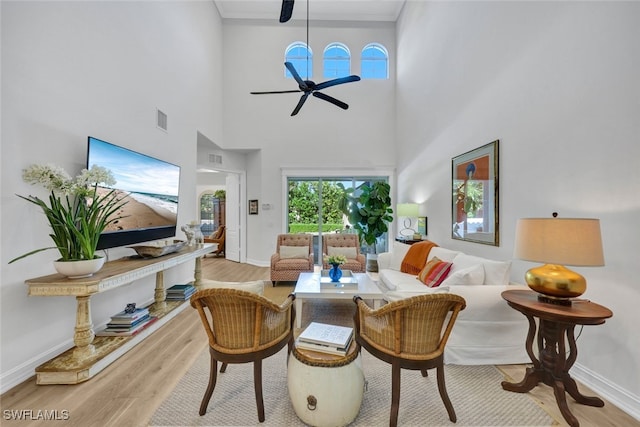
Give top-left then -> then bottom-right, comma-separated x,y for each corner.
293,271 -> 384,329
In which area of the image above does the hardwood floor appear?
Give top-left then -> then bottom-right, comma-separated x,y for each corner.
1,257 -> 637,427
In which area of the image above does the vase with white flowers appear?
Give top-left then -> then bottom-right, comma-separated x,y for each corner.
324,254 -> 347,282
9,164 -> 128,278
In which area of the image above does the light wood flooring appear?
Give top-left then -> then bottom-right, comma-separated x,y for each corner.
1,257 -> 637,427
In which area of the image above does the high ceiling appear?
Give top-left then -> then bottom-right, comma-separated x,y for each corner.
213,0 -> 406,22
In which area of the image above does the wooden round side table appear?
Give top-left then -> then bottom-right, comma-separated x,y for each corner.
501,289 -> 613,427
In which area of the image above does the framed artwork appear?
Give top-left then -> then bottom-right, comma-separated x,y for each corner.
451,140 -> 499,246
249,199 -> 259,215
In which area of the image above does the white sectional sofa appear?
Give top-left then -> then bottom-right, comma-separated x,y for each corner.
376,241 -> 530,365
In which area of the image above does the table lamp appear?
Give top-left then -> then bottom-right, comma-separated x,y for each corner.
514,216 -> 604,305
396,203 -> 419,237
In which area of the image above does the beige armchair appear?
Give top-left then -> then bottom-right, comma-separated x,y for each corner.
270,234 -> 314,286
353,293 -> 466,427
322,233 -> 366,272
190,288 -> 296,421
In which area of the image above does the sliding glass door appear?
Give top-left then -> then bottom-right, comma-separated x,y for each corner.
287,176 -> 389,265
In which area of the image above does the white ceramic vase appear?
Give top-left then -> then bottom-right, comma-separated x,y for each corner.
53,257 -> 105,279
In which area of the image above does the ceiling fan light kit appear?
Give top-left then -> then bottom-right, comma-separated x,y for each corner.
250,0 -> 361,116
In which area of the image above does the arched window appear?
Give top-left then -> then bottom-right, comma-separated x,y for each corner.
285,42 -> 312,79
361,43 -> 388,79
323,43 -> 351,78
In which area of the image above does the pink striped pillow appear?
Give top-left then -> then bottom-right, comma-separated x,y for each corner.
418,260 -> 453,288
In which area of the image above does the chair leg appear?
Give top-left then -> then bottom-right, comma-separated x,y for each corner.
272,281 -> 276,286
436,364 -> 457,423
421,368 -> 429,377
220,362 -> 228,373
390,361 -> 401,427
253,360 -> 265,422
199,353 -> 218,416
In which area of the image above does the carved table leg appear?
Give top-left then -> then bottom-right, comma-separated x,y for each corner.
502,313 -> 542,392
155,271 -> 166,311
73,295 -> 95,358
194,256 -> 203,289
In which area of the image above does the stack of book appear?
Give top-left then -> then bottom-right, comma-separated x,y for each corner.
296,322 -> 354,356
97,307 -> 157,337
166,284 -> 196,301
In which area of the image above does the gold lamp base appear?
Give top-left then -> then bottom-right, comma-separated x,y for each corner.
525,264 -> 586,305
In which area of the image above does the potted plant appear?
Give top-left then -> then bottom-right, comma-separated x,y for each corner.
337,181 -> 393,271
9,164 -> 128,278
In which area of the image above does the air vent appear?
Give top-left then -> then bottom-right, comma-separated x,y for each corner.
156,109 -> 168,131
209,154 -> 222,164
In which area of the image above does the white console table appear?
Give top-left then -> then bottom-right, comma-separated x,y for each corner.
25,243 -> 216,385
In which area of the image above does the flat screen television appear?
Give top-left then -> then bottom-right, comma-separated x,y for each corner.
87,136 -> 181,250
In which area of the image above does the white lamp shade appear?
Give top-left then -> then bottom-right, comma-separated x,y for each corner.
514,218 -> 604,266
396,203 -> 419,217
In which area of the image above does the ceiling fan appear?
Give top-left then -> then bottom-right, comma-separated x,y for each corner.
279,0 -> 294,23
250,0 -> 361,116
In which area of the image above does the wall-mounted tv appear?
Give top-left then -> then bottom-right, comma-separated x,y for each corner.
87,136 -> 181,250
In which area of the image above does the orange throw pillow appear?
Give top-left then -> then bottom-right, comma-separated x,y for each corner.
417,257 -> 442,283
418,257 -> 453,288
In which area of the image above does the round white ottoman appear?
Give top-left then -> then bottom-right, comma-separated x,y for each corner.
287,342 -> 364,427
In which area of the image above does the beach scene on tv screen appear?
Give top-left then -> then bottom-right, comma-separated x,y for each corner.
88,138 -> 180,233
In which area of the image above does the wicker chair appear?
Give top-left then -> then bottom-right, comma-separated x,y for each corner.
190,288 -> 296,422
353,293 -> 466,427
270,234 -> 314,286
322,233 -> 366,272
203,225 -> 225,257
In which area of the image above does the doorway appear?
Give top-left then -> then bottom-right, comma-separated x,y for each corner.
286,175 -> 391,265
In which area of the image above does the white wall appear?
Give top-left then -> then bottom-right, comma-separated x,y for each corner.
396,1 -> 640,417
0,1 -> 223,391
219,19 -> 398,261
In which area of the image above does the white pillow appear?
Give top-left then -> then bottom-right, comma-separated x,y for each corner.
441,263 -> 485,287
384,286 -> 451,302
280,245 -> 309,259
428,247 -> 461,262
450,253 -> 511,286
327,246 -> 358,259
390,241 -> 411,271
199,279 -> 265,295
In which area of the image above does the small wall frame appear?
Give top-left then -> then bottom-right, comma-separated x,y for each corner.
249,199 -> 259,215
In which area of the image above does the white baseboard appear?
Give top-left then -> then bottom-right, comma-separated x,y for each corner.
572,362 -> 640,421
1,340 -> 74,394
245,258 -> 269,268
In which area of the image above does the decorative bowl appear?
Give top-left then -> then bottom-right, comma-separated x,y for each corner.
128,240 -> 187,258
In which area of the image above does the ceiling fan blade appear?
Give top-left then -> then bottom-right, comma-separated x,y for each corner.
250,90 -> 302,94
279,0 -> 294,23
314,75 -> 361,91
291,92 -> 310,116
285,62 -> 308,90
313,91 -> 349,110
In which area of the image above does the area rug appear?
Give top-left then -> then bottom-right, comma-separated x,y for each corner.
150,301 -> 554,427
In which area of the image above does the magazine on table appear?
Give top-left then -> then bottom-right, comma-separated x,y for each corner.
298,322 -> 353,348
295,336 -> 353,356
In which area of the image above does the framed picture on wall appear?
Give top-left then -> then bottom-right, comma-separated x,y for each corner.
249,199 -> 259,215
451,140 -> 499,246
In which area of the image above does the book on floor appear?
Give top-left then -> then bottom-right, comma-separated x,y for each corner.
110,307 -> 150,322
97,316 -> 158,337
297,322 -> 353,349
166,284 -> 196,300
295,336 -> 353,356
106,314 -> 150,328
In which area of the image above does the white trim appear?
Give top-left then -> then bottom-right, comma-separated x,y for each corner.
571,363 -> 640,421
